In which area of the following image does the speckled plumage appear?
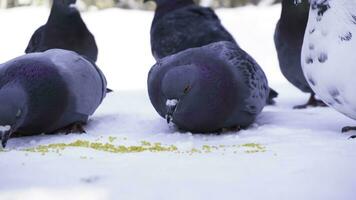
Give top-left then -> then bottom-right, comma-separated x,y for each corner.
25,0 -> 98,62
148,41 -> 269,132
302,0 -> 356,129
0,49 -> 106,146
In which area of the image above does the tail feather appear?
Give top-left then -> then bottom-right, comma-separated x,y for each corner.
267,88 -> 278,105
106,88 -> 113,93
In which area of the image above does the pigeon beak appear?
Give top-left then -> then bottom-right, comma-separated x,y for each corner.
165,99 -> 178,124
0,125 -> 13,148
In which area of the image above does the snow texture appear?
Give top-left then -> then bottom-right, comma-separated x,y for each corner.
0,4 -> 356,200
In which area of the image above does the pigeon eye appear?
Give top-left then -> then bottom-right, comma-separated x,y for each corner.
183,85 -> 191,94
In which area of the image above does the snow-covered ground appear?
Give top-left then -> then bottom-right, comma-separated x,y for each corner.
1,5 -> 356,200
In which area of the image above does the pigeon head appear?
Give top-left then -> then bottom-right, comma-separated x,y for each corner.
281,0 -> 310,20
159,61 -> 236,132
161,65 -> 197,124
283,0 -> 309,9
0,84 -> 28,147
48,0 -> 80,24
51,0 -> 78,15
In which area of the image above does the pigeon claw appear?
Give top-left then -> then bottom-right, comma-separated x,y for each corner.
341,127 -> 356,139
294,93 -> 327,109
342,126 -> 356,133
349,135 -> 356,139
54,122 -> 87,135
65,123 -> 86,135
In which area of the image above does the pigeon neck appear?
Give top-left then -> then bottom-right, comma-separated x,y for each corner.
154,0 -> 194,19
281,0 -> 309,18
47,1 -> 82,26
280,0 -> 309,28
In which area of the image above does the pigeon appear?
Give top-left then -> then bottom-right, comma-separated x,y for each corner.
25,0 -> 98,63
0,49 -> 107,147
301,0 -> 356,136
275,0 -> 326,109
146,0 -> 278,104
145,0 -> 237,60
148,41 -> 269,133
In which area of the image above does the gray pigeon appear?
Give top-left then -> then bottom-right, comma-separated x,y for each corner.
274,0 -> 326,109
146,0 -> 237,60
25,0 -> 98,63
148,41 -> 269,132
146,0 -> 277,105
0,49 -> 107,147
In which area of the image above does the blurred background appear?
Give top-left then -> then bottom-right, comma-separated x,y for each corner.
0,0 -> 286,91
0,0 -> 281,10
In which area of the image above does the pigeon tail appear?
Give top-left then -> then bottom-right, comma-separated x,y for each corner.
267,88 -> 279,105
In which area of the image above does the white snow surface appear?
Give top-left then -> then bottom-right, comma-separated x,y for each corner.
0,5 -> 356,200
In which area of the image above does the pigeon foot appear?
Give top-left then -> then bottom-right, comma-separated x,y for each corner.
294,93 -> 327,109
56,122 -> 87,135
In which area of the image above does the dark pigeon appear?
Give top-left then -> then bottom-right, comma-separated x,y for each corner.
146,0 -> 277,104
25,0 -> 98,63
148,41 -> 269,133
146,0 -> 237,60
274,0 -> 326,109
0,49 -> 107,147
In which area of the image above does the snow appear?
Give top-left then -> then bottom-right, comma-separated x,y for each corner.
1,4 -> 356,200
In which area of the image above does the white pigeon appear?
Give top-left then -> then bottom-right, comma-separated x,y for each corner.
301,0 -> 356,135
